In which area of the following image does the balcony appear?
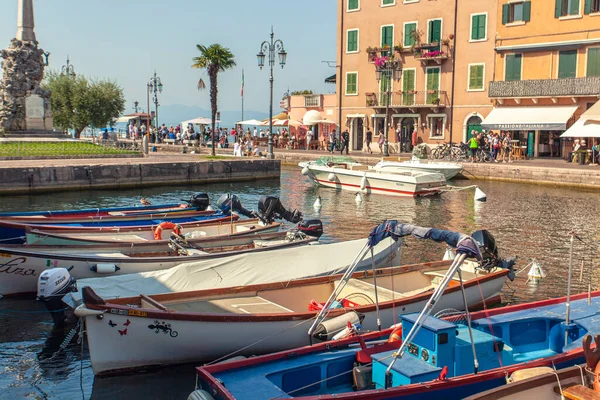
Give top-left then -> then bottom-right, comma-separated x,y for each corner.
366,91 -> 448,110
489,77 -> 600,99
303,95 -> 322,108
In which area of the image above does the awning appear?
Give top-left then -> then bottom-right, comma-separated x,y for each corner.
325,74 -> 336,84
261,112 -> 288,123
481,106 -> 578,131
582,100 -> 600,123
236,119 -> 265,126
114,116 -> 137,123
303,110 -> 322,126
560,118 -> 600,138
182,117 -> 220,126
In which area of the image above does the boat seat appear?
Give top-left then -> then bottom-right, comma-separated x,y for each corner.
562,385 -> 600,400
334,279 -> 407,305
166,296 -> 293,314
349,165 -> 369,171
508,367 -> 554,383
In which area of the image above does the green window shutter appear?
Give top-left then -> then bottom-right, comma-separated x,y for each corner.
478,15 -> 487,39
382,0 -> 394,4
402,70 -> 415,104
404,23 -> 416,46
523,1 -> 531,21
347,30 -> 358,52
429,20 -> 441,44
558,50 -> 577,78
502,4 -> 510,24
426,68 -> 440,103
585,0 -> 592,14
505,54 -> 522,81
555,0 -> 563,17
346,73 -> 357,94
587,48 -> 600,77
348,0 -> 359,10
381,26 -> 393,48
469,65 -> 484,90
570,0 -> 580,14
472,15 -> 486,40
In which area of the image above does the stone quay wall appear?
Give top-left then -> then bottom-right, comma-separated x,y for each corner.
0,159 -> 280,195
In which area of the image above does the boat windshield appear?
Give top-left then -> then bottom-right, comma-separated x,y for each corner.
312,156 -> 358,165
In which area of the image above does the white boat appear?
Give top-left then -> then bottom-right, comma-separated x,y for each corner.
72,222 -> 513,376
373,158 -> 463,180
300,157 -> 446,197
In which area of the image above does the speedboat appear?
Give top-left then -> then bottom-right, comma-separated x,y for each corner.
300,157 -> 446,197
373,158 -> 463,180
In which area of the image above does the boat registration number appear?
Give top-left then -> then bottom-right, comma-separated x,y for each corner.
0,253 -> 12,258
129,309 -> 148,317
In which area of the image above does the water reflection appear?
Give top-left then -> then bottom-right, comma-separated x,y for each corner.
0,166 -> 600,398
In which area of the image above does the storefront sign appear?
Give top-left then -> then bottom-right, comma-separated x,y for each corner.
482,122 -> 566,130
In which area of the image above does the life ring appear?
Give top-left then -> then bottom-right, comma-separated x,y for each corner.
154,222 -> 183,240
594,361 -> 600,392
388,327 -> 403,343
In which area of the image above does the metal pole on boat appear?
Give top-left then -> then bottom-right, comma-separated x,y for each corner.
457,268 -> 478,374
371,248 -> 382,332
385,253 -> 468,388
565,231 -> 575,347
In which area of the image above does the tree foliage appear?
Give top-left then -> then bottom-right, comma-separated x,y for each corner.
45,71 -> 125,137
192,44 -> 236,155
290,90 -> 314,95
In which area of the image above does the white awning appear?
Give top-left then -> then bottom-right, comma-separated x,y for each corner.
560,118 -> 600,138
114,116 -> 136,123
303,110 -> 322,126
582,100 -> 600,123
481,106 -> 578,131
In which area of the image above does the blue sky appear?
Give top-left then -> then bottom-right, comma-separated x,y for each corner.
0,0 -> 337,116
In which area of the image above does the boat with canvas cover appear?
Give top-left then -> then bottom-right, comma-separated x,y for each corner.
373,158 -> 463,180
299,157 -> 446,197
73,222 -> 511,376
191,229 -> 597,400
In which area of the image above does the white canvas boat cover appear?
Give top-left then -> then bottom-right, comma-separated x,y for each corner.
67,238 -> 400,303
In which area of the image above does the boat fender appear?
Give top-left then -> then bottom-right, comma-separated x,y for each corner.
312,311 -> 362,341
73,304 -> 105,318
360,175 -> 367,190
90,264 -> 120,274
388,327 -> 403,343
328,173 -> 336,181
301,166 -> 310,176
187,390 -> 216,400
352,365 -> 373,391
154,222 -> 183,240
438,366 -> 448,381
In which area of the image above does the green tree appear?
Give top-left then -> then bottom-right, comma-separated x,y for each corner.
45,72 -> 125,138
290,90 -> 314,95
192,44 -> 236,155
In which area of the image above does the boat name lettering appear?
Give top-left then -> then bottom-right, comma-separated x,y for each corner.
110,309 -> 129,316
0,257 -> 36,276
0,253 -> 13,258
128,309 -> 147,317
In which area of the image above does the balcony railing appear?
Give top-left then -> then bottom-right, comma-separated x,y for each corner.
366,90 -> 448,108
489,77 -> 600,98
303,95 -> 322,107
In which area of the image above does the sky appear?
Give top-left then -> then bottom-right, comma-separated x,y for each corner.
0,0 -> 337,117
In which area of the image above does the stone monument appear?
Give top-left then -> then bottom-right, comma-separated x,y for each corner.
0,0 -> 53,133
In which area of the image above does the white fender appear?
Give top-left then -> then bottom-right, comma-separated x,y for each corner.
301,166 -> 310,176
74,304 -> 105,318
474,186 -> 487,202
360,174 -> 367,190
328,173 -> 336,181
187,390 -> 216,400
90,263 -> 120,274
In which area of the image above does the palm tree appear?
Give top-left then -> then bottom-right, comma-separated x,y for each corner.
192,44 -> 237,156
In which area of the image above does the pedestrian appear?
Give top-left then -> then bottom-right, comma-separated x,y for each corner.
502,132 -> 513,163
340,129 -> 350,155
365,129 -> 373,154
549,132 -> 555,157
412,129 -> 418,148
377,129 -> 385,154
306,129 -> 313,150
468,132 -> 479,162
328,129 -> 337,153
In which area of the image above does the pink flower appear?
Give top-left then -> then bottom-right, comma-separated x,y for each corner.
375,56 -> 389,67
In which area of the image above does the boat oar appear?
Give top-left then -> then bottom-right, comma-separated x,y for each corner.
371,247 -> 382,332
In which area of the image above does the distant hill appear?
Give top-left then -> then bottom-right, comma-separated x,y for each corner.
157,104 -> 269,128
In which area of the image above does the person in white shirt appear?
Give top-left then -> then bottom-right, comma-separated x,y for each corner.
306,129 -> 313,150
253,128 -> 258,137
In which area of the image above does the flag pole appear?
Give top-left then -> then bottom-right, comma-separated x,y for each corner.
241,69 -> 245,123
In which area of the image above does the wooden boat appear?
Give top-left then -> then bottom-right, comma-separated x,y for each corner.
373,159 -> 464,180
192,291 -> 600,400
24,218 -> 281,248
0,233 -> 314,296
299,157 -> 446,197
73,222 -> 510,376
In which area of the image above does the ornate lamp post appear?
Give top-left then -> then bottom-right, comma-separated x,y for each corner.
147,72 -> 163,130
375,57 -> 402,157
61,56 -> 75,77
133,101 -> 141,113
257,27 -> 287,160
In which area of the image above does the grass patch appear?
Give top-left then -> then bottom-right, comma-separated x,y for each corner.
0,142 -> 140,157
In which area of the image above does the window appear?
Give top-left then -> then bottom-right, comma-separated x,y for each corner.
402,69 -> 416,105
585,0 -> 600,13
558,50 -> 577,78
347,0 -> 359,11
471,14 -> 487,41
346,72 -> 358,95
382,0 -> 395,5
404,22 -> 418,47
347,30 -> 358,53
381,25 -> 394,48
468,64 -> 485,91
502,1 -> 531,24
505,54 -> 522,81
555,0 -> 580,17
380,78 -> 391,105
588,48 -> 600,77
425,67 -> 440,104
428,115 -> 446,138
427,19 -> 442,51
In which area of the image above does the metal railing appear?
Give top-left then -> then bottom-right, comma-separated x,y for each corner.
304,95 -> 322,107
366,90 -> 448,108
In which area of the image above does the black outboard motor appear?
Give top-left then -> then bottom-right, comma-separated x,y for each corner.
216,194 -> 255,218
257,195 -> 302,224
187,193 -> 210,211
37,266 -> 77,327
297,219 -> 324,239
471,229 -> 516,280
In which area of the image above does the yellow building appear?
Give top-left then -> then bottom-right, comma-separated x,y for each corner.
484,0 -> 600,157
335,0 -> 497,152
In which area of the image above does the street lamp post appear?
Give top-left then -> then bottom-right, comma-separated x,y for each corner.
257,26 -> 287,160
61,56 -> 76,77
147,71 -> 163,131
133,101 -> 141,113
375,58 -> 402,157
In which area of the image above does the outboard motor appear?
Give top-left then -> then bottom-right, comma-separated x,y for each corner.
187,193 -> 210,211
37,267 -> 77,327
257,195 -> 302,224
216,194 -> 255,218
297,219 -> 324,239
471,229 -> 516,280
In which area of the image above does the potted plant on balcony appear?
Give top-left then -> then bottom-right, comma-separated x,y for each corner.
393,44 -> 404,54
365,92 -> 377,107
366,47 -> 377,62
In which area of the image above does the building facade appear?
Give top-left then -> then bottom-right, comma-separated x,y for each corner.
336,0 -> 497,152
287,93 -> 338,147
485,0 -> 600,158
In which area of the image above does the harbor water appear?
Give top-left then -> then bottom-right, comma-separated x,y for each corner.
0,165 -> 599,399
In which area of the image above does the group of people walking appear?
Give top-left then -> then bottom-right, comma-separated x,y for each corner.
467,130 -> 515,163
